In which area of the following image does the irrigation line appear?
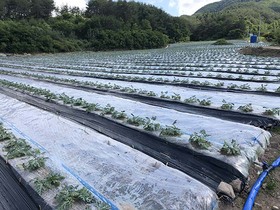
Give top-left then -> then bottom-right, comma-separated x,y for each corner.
0,86 -> 246,191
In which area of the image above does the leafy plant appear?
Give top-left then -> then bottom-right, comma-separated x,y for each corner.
160,121 -> 182,137
239,83 -> 251,90
4,138 -> 32,159
143,117 -> 161,132
34,172 -> 65,195
238,103 -> 253,112
0,126 -> 11,142
55,185 -> 94,210
101,104 -> 115,115
256,84 -> 267,92
23,156 -> 47,171
127,114 -> 146,126
263,108 -> 280,116
220,140 -> 241,156
189,130 -> 211,149
171,93 -> 181,101
184,95 -> 198,104
111,111 -> 127,120
198,98 -> 212,106
160,91 -> 170,99
220,100 -> 234,110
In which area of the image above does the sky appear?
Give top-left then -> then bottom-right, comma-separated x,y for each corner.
54,0 -> 221,16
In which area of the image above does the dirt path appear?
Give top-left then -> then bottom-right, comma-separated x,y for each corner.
240,46 -> 280,57
221,128 -> 280,209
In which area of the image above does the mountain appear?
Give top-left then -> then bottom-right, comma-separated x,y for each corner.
195,0 -> 280,14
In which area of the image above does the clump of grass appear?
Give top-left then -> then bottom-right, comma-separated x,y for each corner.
189,130 -> 211,149
220,140 -> 241,156
160,121 -> 182,137
34,172 -> 65,195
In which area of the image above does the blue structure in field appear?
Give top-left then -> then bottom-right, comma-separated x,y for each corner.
250,35 -> 258,43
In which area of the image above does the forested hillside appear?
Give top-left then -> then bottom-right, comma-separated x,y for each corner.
184,0 -> 280,42
0,0 -> 189,53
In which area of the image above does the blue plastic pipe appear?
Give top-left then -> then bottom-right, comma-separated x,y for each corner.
243,156 -> 280,210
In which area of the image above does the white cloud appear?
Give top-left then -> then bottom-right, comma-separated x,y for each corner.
54,0 -> 87,9
178,0 -> 221,16
169,0 -> 177,8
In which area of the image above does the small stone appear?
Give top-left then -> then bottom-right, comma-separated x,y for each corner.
272,206 -> 279,210
217,181 -> 235,199
230,179 -> 243,192
254,202 -> 262,210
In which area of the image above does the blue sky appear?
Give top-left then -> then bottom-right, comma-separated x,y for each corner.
54,0 -> 221,16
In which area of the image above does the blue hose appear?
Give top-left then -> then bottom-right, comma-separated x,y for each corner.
243,156 -> 280,210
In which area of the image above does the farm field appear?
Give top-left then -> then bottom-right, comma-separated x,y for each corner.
0,41 -> 279,209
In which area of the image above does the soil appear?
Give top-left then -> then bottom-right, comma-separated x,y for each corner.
240,46 -> 280,57
221,127 -> 280,210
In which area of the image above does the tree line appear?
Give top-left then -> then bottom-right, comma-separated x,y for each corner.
0,0 -> 189,53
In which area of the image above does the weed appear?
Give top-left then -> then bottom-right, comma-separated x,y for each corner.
220,140 -> 241,156
189,130 -> 211,149
160,121 -> 182,137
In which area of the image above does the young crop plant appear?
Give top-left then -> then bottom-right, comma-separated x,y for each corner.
127,114 -> 146,126
101,104 -> 115,116
0,126 -> 11,142
160,91 -> 171,99
256,84 -> 267,92
220,100 -> 234,110
239,84 -> 251,90
220,140 -> 241,156
147,91 -> 157,97
198,98 -> 212,106
238,103 -> 253,113
262,108 -> 280,116
276,87 -> 280,93
23,155 -> 47,171
189,130 -> 211,150
171,93 -> 181,101
184,95 -> 198,104
111,111 -> 127,120
227,84 -> 239,90
34,172 -> 65,195
84,103 -> 102,113
55,185 -> 95,210
160,121 -> 182,137
4,138 -> 33,159
215,82 -> 224,87
143,117 -> 161,132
